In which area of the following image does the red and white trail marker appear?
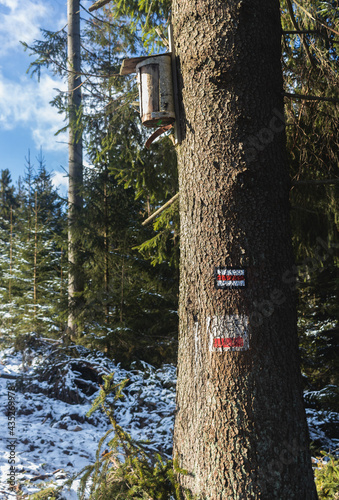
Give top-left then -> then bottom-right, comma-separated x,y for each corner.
208,315 -> 249,352
214,267 -> 246,289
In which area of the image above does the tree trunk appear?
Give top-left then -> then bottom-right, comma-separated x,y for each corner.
104,177 -> 110,323
34,191 -> 38,321
67,0 -> 84,336
9,205 -> 13,302
172,1 -> 317,498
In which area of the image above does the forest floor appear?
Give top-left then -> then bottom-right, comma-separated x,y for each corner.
0,339 -> 337,499
0,341 -> 176,499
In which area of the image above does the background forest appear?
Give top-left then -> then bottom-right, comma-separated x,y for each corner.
0,0 -> 338,498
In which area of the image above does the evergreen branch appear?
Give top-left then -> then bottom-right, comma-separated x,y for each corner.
286,0 -> 315,68
53,23 -> 68,36
41,53 -> 120,80
293,0 -> 339,37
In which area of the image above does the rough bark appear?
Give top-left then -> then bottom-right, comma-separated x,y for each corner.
67,0 -> 84,335
172,1 -> 318,498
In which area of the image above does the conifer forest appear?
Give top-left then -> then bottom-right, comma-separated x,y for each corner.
0,0 -> 338,498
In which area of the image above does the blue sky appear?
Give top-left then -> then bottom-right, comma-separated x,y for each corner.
0,0 -> 93,195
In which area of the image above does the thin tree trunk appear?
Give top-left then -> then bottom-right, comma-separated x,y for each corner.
34,191 -> 38,321
104,177 -> 110,322
67,0 -> 84,336
9,206 -> 12,302
172,1 -> 317,498
60,248 -> 64,331
26,150 -> 33,243
104,38 -> 113,327
120,255 -> 124,324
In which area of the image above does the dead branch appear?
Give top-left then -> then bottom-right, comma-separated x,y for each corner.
284,92 -> 339,104
0,373 -> 17,380
142,193 -> 179,226
292,179 -> 339,186
30,474 -> 52,482
89,0 -> 111,12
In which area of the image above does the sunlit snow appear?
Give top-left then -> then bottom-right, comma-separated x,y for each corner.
0,341 -> 337,499
0,345 -> 176,498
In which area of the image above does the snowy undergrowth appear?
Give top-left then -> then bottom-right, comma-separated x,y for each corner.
0,339 -> 338,499
0,342 -> 176,499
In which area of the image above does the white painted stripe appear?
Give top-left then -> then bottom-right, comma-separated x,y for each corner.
217,280 -> 245,287
217,269 -> 245,276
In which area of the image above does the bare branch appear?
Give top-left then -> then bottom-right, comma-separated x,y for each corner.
142,193 -> 179,226
89,0 -> 111,12
0,374 -> 17,380
292,179 -> 339,186
284,92 -> 339,104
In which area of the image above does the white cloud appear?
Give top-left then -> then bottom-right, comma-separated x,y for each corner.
0,0 -> 66,56
52,170 -> 68,192
0,71 -> 68,152
83,159 -> 94,169
52,159 -> 95,195
0,0 -> 95,184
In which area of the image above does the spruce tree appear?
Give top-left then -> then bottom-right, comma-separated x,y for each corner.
281,0 -> 339,410
0,169 -> 17,226
21,2 -> 179,364
1,153 -> 67,337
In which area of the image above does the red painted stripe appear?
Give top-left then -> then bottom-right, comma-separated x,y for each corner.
213,337 -> 244,348
217,274 -> 244,281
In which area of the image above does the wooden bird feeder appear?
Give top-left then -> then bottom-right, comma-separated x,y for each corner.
120,53 -> 176,128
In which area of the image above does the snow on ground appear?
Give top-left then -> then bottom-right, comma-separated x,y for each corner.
306,407 -> 339,451
0,341 -> 338,499
0,343 -> 176,499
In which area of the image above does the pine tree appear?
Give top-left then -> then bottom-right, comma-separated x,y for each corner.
79,126 -> 178,364
281,0 -> 339,411
0,169 -> 17,226
65,5 -> 179,364
0,153 -> 67,338
21,2 -> 179,363
0,170 -> 19,337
